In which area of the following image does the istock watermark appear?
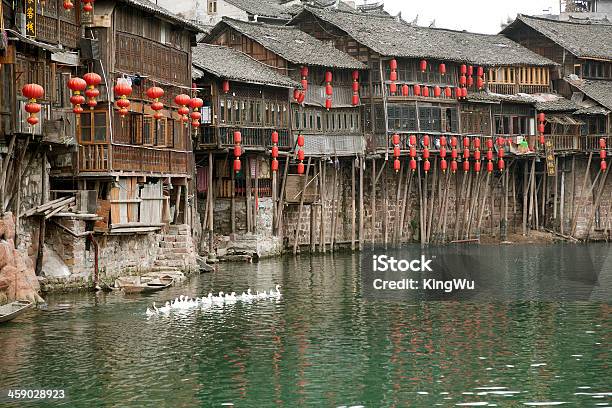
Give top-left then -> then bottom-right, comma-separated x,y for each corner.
360,244 -> 611,302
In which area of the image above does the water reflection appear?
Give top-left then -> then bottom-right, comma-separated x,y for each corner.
0,246 -> 609,407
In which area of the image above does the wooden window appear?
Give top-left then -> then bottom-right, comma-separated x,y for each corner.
143,116 -> 153,145
155,119 -> 166,146
208,0 -> 217,14
79,111 -> 108,143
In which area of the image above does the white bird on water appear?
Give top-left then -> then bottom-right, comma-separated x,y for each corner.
146,302 -> 159,316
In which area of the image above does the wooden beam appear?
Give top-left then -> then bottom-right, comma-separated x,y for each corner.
293,157 -> 312,255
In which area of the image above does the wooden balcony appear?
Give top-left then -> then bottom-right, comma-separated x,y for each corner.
488,83 -> 550,95
78,143 -> 191,175
218,127 -> 292,149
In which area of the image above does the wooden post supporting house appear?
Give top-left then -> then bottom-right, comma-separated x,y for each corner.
351,158 -> 356,251
359,157 -> 364,251
570,152 -> 593,237
293,157 -> 312,254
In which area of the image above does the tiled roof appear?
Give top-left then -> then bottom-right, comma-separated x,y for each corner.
566,77 -> 612,111
224,0 -> 292,19
294,7 -> 556,66
192,44 -> 298,88
119,0 -> 202,31
206,18 -> 365,69
502,15 -> 612,61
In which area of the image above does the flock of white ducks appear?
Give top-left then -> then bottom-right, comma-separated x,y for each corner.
146,285 -> 282,316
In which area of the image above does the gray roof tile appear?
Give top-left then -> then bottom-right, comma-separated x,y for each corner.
566,77 -> 612,111
119,0 -> 202,31
192,44 -> 299,88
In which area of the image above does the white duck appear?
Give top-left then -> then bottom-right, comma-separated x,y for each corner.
212,292 -> 225,305
272,285 -> 282,299
240,288 -> 255,302
159,301 -> 171,314
146,302 -> 159,316
201,293 -> 213,309
224,292 -> 237,304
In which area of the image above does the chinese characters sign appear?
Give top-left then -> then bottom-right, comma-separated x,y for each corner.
25,0 -> 37,37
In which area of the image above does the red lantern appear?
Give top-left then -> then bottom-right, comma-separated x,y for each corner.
63,0 -> 73,10
233,131 -> 242,144
410,159 -> 417,171
68,77 -> 87,114
461,87 -> 468,98
486,139 -> 493,149
233,145 -> 241,158
463,137 -> 470,148
190,111 -> 201,121
84,72 -> 102,88
114,79 -> 132,98
498,148 -> 505,159
441,159 -> 448,172
463,160 -> 470,172
352,70 -> 359,81
600,149 -> 607,159
445,87 -> 452,98
601,160 -> 608,171
297,149 -> 305,161
413,84 -> 421,96
352,95 -> 360,106
117,98 -> 130,109
538,123 -> 545,134
455,87 -> 462,99
293,89 -> 300,101
474,161 -> 481,173
390,59 -> 398,70
83,73 -> 102,109
325,71 -> 333,83
419,60 -> 427,72
451,160 -> 458,174
82,0 -> 93,13
272,146 -> 279,158
464,148 -> 470,159
234,159 -> 241,173
477,77 -> 484,90
27,116 -> 39,126
423,148 -> 430,160
599,138 -> 607,149
440,146 -> 447,158
175,94 -> 191,122
390,71 -> 398,82
22,83 -> 44,100
297,134 -> 305,147
222,80 -> 230,94
423,135 -> 430,147
422,86 -> 430,97
439,63 -> 446,75
538,113 -> 545,123
271,131 -> 279,144
325,99 -> 332,110
474,150 -> 481,161
467,76 -> 474,88
468,66 -> 474,76
539,135 -> 545,145
146,86 -> 164,100
389,82 -> 397,95
301,66 -> 309,77
460,75 -> 467,86
451,149 -> 458,159
410,134 -> 417,146
189,98 -> 203,109
394,159 -> 401,173
433,86 -> 441,97
440,136 -> 447,147
301,79 -> 309,91
352,82 -> 359,93
272,159 -> 279,172
297,92 -> 305,104
451,136 -> 458,148
326,84 -> 333,96
473,138 -> 481,150
297,162 -> 305,175
460,64 -> 467,75
410,146 -> 416,158
486,150 -> 493,161
402,84 -> 409,97
25,103 -> 41,114
498,159 -> 505,171
424,160 -> 431,173
392,133 -> 400,146
477,67 -> 484,77
487,161 -> 494,173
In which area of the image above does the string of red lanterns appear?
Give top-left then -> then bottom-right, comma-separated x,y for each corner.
22,83 -> 44,126
297,134 -> 305,175
325,71 -> 333,110
392,133 -> 401,173
486,138 -> 494,174
389,59 -> 398,96
477,66 -> 484,90
497,137 -> 506,171
175,94 -> 191,124
463,136 -> 470,173
423,134 -> 431,173
83,72 -> 101,109
233,131 -> 242,173
271,131 -> 279,173
300,66 -> 309,92
473,137 -> 481,173
440,136 -> 447,173
114,78 -> 132,118
600,138 -> 607,172
409,134 -> 417,172
189,97 -> 204,128
146,86 -> 164,120
537,112 -> 546,147
352,70 -> 359,106
82,0 -> 93,13
450,136 -> 458,174
67,76 -> 87,114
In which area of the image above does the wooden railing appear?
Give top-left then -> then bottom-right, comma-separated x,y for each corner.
583,135 -> 611,151
305,85 -> 355,107
79,143 -> 190,174
550,135 -> 580,151
219,127 -> 292,149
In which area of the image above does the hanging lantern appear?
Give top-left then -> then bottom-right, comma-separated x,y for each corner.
422,86 -> 429,97
459,75 -> 467,87
487,161 -> 494,173
486,150 -> 493,161
451,136 -> 458,148
440,136 -> 447,147
83,72 -> 102,109
293,89 -> 300,101
233,159 -> 241,173
410,146 -> 417,158
272,146 -> 279,158
474,149 -> 481,161
402,84 -> 410,97
410,158 -> 417,172
444,86 -> 452,98
474,161 -> 481,173
423,148 -> 430,160
63,0 -> 73,10
392,133 -> 400,146
352,70 -> 359,106
297,134 -> 305,147
325,71 -> 333,110
451,160 -> 458,174
461,87 -> 468,98
423,134 -> 430,147
233,131 -> 242,173
389,83 -> 397,95
409,134 -> 417,146
433,85 -> 441,98
600,149 -> 607,159
272,159 -> 279,172
463,136 -> 470,148
473,137 -> 481,150
189,97 -> 204,128
82,0 -> 93,13
413,84 -> 421,96
297,149 -> 305,161
297,92 -> 305,104
498,159 -> 505,171
233,145 -> 241,158
439,63 -> 446,75
498,148 -> 505,159
394,159 -> 401,173
389,59 -> 397,96
222,80 -> 230,94
440,159 -> 448,173
451,149 -> 458,159
301,66 -> 309,92
22,83 -> 44,127
467,76 -> 474,88
175,94 -> 191,123
477,77 -> 484,90
477,67 -> 484,77
114,78 -> 132,118
296,133 -> 305,175
455,87 -> 462,99
467,66 -> 474,76
67,77 -> 87,114
460,64 -> 467,75
601,160 -> 608,172
424,160 -> 431,173
440,146 -> 447,158
419,60 -> 427,72
297,162 -> 305,175
463,160 -> 470,173
146,86 -> 165,120
599,138 -> 607,149
538,113 -> 545,123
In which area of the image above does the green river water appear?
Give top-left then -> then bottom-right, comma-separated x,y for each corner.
0,247 -> 610,407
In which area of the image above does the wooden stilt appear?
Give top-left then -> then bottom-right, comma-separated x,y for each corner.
393,164 -> 404,245
330,162 -> 338,252
440,170 -> 452,243
254,157 -> 259,232
553,157 -> 558,222
585,163 -> 609,241
276,157 -> 290,236
522,161 -> 529,235
310,203 -> 316,253
422,167 -> 429,244
246,156 -> 252,233
383,165 -> 389,249
570,152 -> 593,237
502,168 -> 509,241
455,171 -> 467,240
477,172 -> 492,237
371,158 -> 376,247
208,152 -> 214,252
417,163 -> 425,244
351,158 -> 356,251
426,158 -> 437,244
399,167 -> 413,243
293,157 -> 312,255
359,157 -> 364,251
35,151 -> 47,276
230,160 -> 236,234
319,160 -> 326,253
570,156 -> 576,223
272,159 -> 277,235
462,171 -> 474,239
560,164 -> 565,235
465,171 -> 480,239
